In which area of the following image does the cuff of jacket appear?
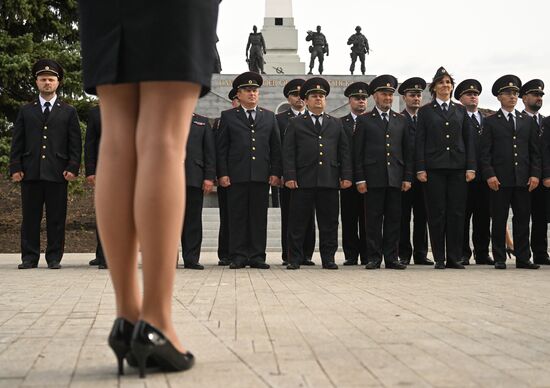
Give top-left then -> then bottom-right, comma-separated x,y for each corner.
85,163 -> 96,177
543,167 -> 550,179
9,160 -> 22,175
66,161 -> 80,176
416,160 -> 425,172
530,166 -> 541,179
284,170 -> 296,182
481,166 -> 496,181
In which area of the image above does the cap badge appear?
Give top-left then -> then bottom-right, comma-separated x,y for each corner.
248,80 -> 253,84
297,86 -> 301,90
358,89 -> 363,93
316,85 -> 321,89
45,66 -> 50,70
509,82 -> 514,86
386,83 -> 391,87
470,85 -> 474,89
415,84 -> 419,88
539,86 -> 543,90
442,69 -> 446,73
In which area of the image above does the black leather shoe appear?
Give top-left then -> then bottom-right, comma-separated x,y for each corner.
461,257 -> 470,265
229,262 -> 246,269
218,258 -> 231,266
494,262 -> 507,269
434,262 -> 446,269
250,262 -> 270,269
184,263 -> 204,270
413,258 -> 434,265
534,257 -> 550,265
516,261 -> 540,269
131,320 -> 195,378
286,263 -> 300,270
89,258 -> 101,266
282,260 -> 288,266
48,261 -> 61,269
322,262 -> 338,270
399,257 -> 411,265
98,262 -> 108,269
18,262 -> 37,269
475,257 -> 495,265
343,259 -> 358,266
445,261 -> 465,269
386,261 -> 407,270
365,262 -> 380,270
302,259 -> 315,266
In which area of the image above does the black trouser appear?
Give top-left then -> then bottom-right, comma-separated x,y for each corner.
181,186 -> 204,265
288,188 -> 339,266
217,186 -> 229,260
491,187 -> 531,264
463,181 -> 491,260
423,169 -> 467,264
280,186 -> 315,261
399,180 -> 428,262
95,228 -> 105,264
227,182 -> 269,266
530,184 -> 548,260
20,180 -> 68,265
364,187 -> 402,265
271,186 -> 280,207
340,186 -> 366,263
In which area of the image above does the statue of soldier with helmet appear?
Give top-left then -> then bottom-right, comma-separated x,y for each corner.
347,26 -> 369,75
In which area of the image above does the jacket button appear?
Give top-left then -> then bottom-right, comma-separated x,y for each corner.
320,152 -> 323,155
387,152 -> 390,156
515,162 -> 518,166
43,145 -> 46,149
252,138 -> 256,142
42,155 -> 45,159
252,156 -> 256,160
44,126 -> 47,130
445,122 -> 449,126
252,147 -> 256,150
251,130 -> 255,133
319,161 -> 323,165
514,153 -> 518,156
386,134 -> 390,138
319,136 -> 322,139
319,144 -> 323,147
386,143 -> 390,147
43,136 -> 47,139
513,136 -> 516,139
446,134 -> 450,138
514,145 -> 517,148
387,162 -> 390,165
446,147 -> 450,150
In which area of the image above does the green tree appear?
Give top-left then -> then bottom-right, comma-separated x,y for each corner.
0,0 -> 93,179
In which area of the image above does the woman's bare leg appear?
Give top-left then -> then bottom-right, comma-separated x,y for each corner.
134,81 -> 200,352
96,84 -> 141,322
505,225 -> 514,251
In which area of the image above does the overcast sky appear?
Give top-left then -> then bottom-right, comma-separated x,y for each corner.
217,0 -> 550,114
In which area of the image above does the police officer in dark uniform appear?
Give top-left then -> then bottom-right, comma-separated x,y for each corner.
180,113 -> 216,270
354,75 -> 411,270
10,59 -> 82,269
276,78 -> 316,266
480,75 -> 541,269
455,79 -> 494,265
284,77 -> 353,270
520,79 -> 550,265
217,72 -> 282,269
397,77 -> 432,266
542,117 -> 550,216
416,67 -> 476,269
214,88 -> 240,266
84,105 -> 107,269
341,82 -> 369,265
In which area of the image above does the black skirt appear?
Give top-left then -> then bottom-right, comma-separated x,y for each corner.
78,0 -> 219,96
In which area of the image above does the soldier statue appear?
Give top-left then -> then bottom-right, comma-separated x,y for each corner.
246,25 -> 267,74
347,26 -> 369,75
306,25 -> 329,75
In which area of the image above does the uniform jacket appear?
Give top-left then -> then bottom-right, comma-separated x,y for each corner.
10,98 -> 81,182
84,106 -> 100,177
415,100 -> 476,172
216,106 -> 282,183
480,109 -> 541,187
467,111 -> 486,182
276,108 -> 299,143
283,112 -> 352,188
186,114 -> 216,188
354,109 -> 413,188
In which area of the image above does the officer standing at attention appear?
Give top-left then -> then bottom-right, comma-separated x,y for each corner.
179,113 -> 216,270
284,77 -> 352,270
520,80 -> 550,265
214,88 -> 240,266
276,79 -> 316,267
397,77 -> 432,266
415,67 -> 476,269
455,79 -> 494,265
480,75 -> 541,269
354,75 -> 412,270
217,72 -> 282,269
10,59 -> 82,269
341,82 -> 369,266
85,105 -> 107,269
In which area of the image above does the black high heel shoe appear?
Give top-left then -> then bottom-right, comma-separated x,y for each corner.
131,320 -> 195,378
506,247 -> 515,259
108,318 -> 135,375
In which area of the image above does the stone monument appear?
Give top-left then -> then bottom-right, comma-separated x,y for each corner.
261,0 -> 305,74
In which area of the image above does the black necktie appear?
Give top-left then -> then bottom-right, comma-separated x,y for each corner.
381,112 -> 389,128
533,114 -> 539,126
43,101 -> 51,121
246,109 -> 255,125
313,114 -> 322,133
471,114 -> 480,128
508,113 -> 515,131
441,102 -> 448,112
412,115 -> 417,126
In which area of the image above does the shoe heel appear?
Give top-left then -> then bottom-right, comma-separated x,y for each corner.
132,341 -> 151,378
108,340 -> 127,376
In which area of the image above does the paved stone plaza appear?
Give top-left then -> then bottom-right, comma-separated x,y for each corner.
1,252 -> 549,388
